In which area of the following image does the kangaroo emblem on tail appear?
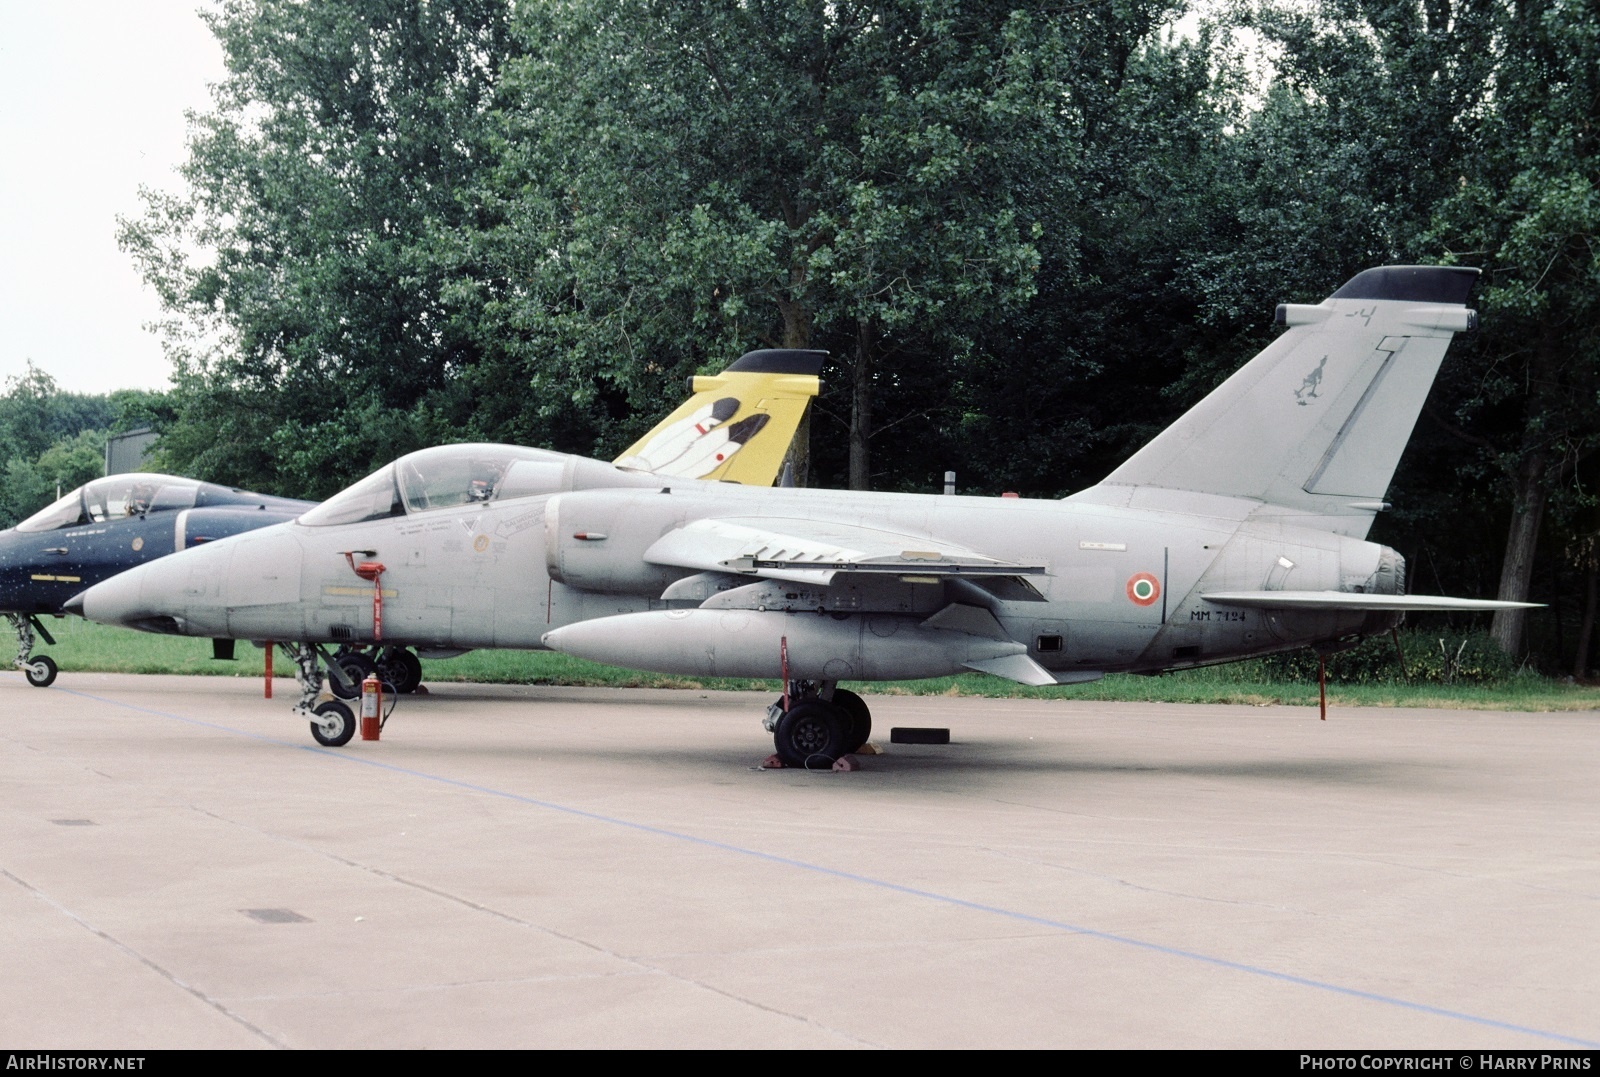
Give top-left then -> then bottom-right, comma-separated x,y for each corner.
1295,355 -> 1327,405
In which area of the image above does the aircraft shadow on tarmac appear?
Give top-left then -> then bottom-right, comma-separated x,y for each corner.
333,723 -> 1421,790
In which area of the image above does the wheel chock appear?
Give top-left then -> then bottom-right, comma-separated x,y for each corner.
890,727 -> 950,744
758,753 -> 787,769
831,755 -> 861,772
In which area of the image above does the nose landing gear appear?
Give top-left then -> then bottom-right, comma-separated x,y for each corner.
283,641 -> 391,747
11,614 -> 58,688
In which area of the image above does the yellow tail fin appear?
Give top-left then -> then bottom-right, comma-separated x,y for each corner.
614,350 -> 823,485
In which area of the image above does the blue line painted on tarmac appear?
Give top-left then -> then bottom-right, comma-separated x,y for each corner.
60,684 -> 1600,1048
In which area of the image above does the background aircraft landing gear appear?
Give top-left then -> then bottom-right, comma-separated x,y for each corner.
767,682 -> 873,768
10,613 -> 57,688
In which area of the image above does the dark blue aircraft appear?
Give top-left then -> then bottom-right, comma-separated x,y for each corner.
0,473 -> 313,687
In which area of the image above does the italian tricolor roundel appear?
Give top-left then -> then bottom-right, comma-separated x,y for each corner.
1126,572 -> 1160,607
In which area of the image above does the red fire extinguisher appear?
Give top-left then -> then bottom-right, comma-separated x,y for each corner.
360,673 -> 382,741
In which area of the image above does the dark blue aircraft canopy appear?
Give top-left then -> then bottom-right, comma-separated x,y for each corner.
16,474 -> 202,532
299,444 -> 571,527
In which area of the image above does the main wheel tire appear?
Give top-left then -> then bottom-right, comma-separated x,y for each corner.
831,688 -> 872,753
377,647 -> 423,694
328,652 -> 376,700
309,700 -> 356,747
774,700 -> 850,769
24,655 -> 57,688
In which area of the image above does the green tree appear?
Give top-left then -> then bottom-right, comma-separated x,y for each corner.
0,363 -> 115,465
475,0 -> 1182,489
1212,0 -> 1600,662
121,0 -> 517,498
1420,0 -> 1600,656
1,429 -> 108,527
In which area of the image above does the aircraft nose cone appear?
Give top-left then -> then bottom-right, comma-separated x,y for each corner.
63,591 -> 86,616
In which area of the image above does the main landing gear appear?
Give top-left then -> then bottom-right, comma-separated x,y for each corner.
282,641 -> 396,747
327,644 -> 423,698
765,682 -> 872,768
11,613 -> 58,688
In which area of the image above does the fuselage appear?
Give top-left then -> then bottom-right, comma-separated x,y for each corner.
77,449 -> 1402,680
0,474 -> 312,617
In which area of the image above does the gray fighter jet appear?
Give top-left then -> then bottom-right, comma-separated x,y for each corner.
74,267 -> 1532,762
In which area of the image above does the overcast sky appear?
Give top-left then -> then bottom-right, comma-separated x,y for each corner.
0,1 -> 225,397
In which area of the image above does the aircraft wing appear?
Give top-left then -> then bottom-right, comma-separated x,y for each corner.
644,516 -> 1049,588
1202,591 -> 1540,611
613,349 -> 823,485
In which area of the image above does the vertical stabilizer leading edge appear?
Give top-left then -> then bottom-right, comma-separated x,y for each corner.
1078,266 -> 1478,537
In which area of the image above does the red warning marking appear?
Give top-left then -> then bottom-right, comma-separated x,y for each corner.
1126,572 -> 1160,607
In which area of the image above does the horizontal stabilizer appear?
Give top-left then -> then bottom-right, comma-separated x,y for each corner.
1202,590 -> 1541,612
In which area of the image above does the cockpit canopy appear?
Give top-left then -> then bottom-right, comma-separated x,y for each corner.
16,474 -> 203,532
298,444 -> 570,528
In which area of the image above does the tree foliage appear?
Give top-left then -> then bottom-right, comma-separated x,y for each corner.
120,0 -> 518,498
0,366 -> 167,526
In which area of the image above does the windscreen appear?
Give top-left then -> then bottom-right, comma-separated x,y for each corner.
396,445 -> 566,514
16,474 -> 200,532
298,465 -> 404,527
298,445 -> 566,527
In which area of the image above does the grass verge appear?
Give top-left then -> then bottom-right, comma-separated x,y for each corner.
25,616 -> 1600,711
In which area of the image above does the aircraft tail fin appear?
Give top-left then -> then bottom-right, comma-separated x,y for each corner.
614,349 -> 823,485
1079,266 -> 1479,536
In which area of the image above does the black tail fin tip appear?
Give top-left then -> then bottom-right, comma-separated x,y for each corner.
1330,266 -> 1479,305
725,349 -> 828,376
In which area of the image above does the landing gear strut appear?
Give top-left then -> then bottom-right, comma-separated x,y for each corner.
282,641 -> 360,747
765,681 -> 872,768
11,613 -> 57,688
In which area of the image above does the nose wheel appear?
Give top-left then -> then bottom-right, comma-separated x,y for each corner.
23,654 -> 57,688
309,700 -> 356,747
11,613 -> 58,688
